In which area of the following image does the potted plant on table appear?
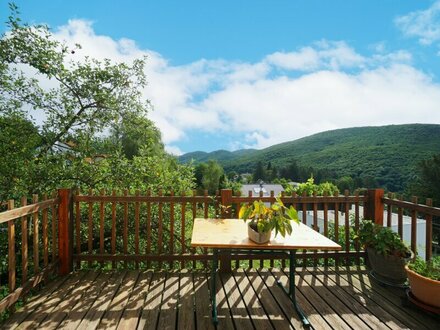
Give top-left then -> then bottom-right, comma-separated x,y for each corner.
405,256 -> 440,310
358,220 -> 413,285
239,196 -> 300,244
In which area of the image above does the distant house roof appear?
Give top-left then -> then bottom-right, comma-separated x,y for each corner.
240,184 -> 284,197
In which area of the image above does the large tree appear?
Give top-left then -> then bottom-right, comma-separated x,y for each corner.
409,154 -> 440,206
195,160 -> 224,194
0,5 -> 194,199
252,161 -> 266,182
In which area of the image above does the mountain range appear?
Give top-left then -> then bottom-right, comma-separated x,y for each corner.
179,124 -> 440,192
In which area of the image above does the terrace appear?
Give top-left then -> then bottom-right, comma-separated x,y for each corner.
0,188 -> 439,329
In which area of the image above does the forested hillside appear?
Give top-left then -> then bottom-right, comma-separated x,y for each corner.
180,124 -> 440,192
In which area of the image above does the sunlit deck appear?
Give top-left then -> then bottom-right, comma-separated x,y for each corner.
2,266 -> 438,330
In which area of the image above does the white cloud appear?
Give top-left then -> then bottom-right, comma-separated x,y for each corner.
265,41 -> 365,71
266,47 -> 320,71
395,1 -> 440,45
165,145 -> 184,156
38,19 -> 440,152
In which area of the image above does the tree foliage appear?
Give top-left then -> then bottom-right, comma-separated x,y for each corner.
408,154 -> 440,206
0,5 -> 194,200
194,160 -> 224,194
252,161 -> 266,182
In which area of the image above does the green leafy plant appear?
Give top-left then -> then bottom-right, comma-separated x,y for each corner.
357,220 -> 411,257
408,256 -> 440,281
290,176 -> 339,196
239,196 -> 300,237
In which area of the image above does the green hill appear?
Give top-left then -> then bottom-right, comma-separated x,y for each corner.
179,124 -> 440,192
180,148 -> 257,163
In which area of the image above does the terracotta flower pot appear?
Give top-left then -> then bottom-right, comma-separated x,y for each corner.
248,223 -> 271,244
405,265 -> 440,308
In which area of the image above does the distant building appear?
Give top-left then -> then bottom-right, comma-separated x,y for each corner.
241,182 -> 284,197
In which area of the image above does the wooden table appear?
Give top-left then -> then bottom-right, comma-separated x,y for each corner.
191,218 -> 342,327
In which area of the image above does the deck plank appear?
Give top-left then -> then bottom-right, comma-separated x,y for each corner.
76,271 -> 127,330
332,266 -> 438,330
220,272 -> 254,329
194,272 -> 215,330
305,268 -> 390,329
212,272 -> 235,330
275,268 -> 352,330
97,270 -> 139,329
315,267 -> 410,330
233,268 -> 273,329
297,269 -> 372,330
58,271 -> 113,330
13,271 -> 88,330
2,274 -> 70,329
245,268 -> 293,329
177,270 -> 195,330
137,272 -> 166,330
1,266 -> 438,330
267,268 -> 328,330
156,271 -> 180,330
39,271 -> 100,330
117,271 -> 153,330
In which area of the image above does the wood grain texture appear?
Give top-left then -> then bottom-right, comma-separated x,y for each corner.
8,200 -> 16,296
4,267 -> 439,330
0,198 -> 58,224
191,218 -> 341,250
33,194 -> 39,273
177,270 -> 195,330
21,197 -> 28,283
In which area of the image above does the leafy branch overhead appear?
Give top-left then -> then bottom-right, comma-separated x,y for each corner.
1,6 -> 149,152
0,5 -> 194,199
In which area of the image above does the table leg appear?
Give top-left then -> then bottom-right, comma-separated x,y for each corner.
277,250 -> 310,328
211,248 -> 219,325
289,250 -> 310,327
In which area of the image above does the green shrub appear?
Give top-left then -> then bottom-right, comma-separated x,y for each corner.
408,256 -> 440,281
357,220 -> 410,257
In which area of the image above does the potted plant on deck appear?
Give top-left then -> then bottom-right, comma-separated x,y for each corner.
405,256 -> 440,311
239,197 -> 300,244
358,220 -> 413,285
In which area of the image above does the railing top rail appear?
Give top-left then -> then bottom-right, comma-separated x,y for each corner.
0,198 -> 58,224
382,196 -> 440,217
74,195 -> 215,203
231,195 -> 367,203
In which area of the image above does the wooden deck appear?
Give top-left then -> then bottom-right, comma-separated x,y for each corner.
1,266 -> 438,330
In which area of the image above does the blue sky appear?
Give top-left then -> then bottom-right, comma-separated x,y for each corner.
2,1 -> 440,154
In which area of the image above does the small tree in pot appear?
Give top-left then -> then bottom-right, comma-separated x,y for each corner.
239,197 -> 299,244
358,220 -> 412,285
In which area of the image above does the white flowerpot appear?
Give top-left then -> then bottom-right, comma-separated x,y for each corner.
248,223 -> 271,244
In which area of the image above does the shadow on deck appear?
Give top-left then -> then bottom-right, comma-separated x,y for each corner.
1,266 -> 438,330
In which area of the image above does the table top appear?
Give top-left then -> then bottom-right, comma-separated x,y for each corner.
191,218 -> 342,250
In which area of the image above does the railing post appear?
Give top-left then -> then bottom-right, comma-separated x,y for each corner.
220,189 -> 233,218
426,198 -> 433,261
365,189 -> 384,226
58,188 -> 73,275
220,189 -> 232,273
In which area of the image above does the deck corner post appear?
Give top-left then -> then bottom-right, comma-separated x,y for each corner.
220,189 -> 233,218
365,189 -> 384,226
58,188 -> 73,275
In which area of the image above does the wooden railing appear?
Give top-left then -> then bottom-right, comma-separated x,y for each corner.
70,189 -> 370,272
72,189 -> 215,270
0,193 -> 59,314
1,187 -> 438,313
383,193 -> 440,260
